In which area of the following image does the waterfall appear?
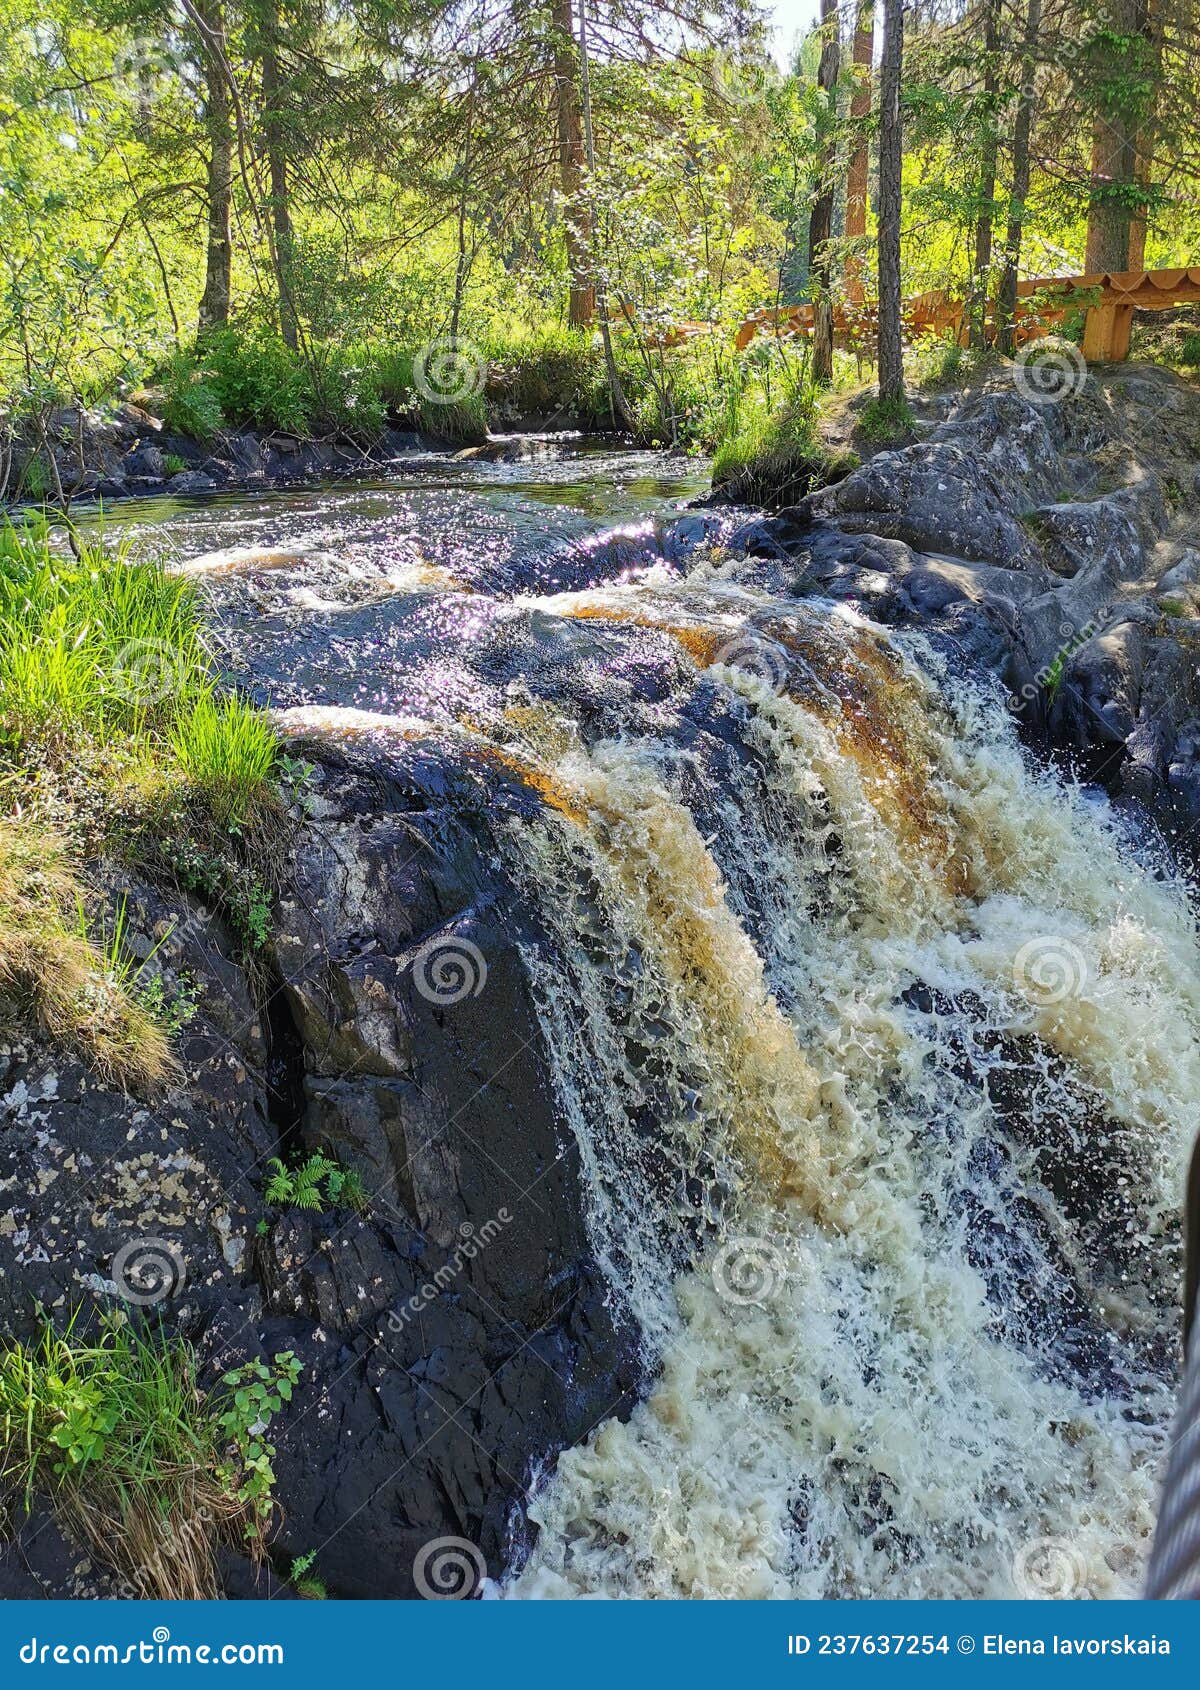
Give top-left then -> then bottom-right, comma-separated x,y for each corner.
481,578 -> 1199,1599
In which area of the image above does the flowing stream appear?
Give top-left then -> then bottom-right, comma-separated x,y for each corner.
98,439 -> 1198,1599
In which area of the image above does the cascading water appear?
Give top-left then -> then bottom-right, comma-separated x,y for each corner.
487,573 -> 1197,1600
104,450 -> 1199,1599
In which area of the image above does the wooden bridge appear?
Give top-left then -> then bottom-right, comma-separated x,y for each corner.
732,267 -> 1200,363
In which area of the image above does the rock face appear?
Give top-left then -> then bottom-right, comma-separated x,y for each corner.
725,363 -> 1200,836
0,738 -> 637,1599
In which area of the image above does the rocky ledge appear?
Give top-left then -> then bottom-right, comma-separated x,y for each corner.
722,362 -> 1200,837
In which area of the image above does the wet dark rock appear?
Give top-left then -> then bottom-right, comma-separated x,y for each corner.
0,736 -> 638,1599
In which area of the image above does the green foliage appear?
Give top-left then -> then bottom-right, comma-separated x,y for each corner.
214,1352 -> 300,1541
289,1548 -> 328,1599
168,693 -> 279,830
712,390 -> 853,506
264,1153 -> 370,1214
857,394 -> 917,445
0,1317 -> 299,1593
1181,334 -> 1200,368
163,452 -> 187,476
200,329 -> 315,436
162,356 -> 225,443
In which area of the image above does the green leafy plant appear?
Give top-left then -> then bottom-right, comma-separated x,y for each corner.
289,1548 -> 328,1599
0,1317 -> 298,1597
214,1352 -> 300,1541
163,452 -> 187,476
264,1153 -> 369,1215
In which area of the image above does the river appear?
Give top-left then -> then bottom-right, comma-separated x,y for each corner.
91,438 -> 1197,1599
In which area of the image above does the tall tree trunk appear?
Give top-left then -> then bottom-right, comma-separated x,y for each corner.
809,0 -> 841,385
876,0 -> 905,405
450,74 -> 477,342
552,0 -> 594,328
969,0 -> 1001,347
196,0 -> 233,335
1083,0 -> 1140,272
576,0 -> 634,429
996,0 -> 1041,353
1127,0 -> 1160,270
844,0 -> 874,303
260,0 -> 297,348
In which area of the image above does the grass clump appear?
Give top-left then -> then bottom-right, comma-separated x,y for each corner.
0,1317 -> 300,1599
0,821 -> 173,1089
857,393 -> 916,445
0,516 -> 285,1075
712,393 -> 855,508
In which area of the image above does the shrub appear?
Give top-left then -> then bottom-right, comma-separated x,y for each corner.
1181,333 -> 1200,368
199,328 -> 313,435
0,1318 -> 300,1597
161,354 -> 224,442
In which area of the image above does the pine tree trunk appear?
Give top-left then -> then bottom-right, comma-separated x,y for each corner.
575,0 -> 633,429
196,0 -> 233,335
876,0 -> 905,405
844,0 -> 874,303
810,0 -> 841,385
260,1 -> 297,349
969,0 -> 1000,347
552,0 -> 594,328
1084,0 -> 1140,272
996,0 -> 1041,353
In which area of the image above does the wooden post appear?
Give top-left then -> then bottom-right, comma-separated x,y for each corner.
1082,303 -> 1134,362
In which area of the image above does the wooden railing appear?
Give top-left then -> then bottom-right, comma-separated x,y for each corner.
733,267 -> 1200,362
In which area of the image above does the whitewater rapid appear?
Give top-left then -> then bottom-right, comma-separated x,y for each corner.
484,570 -> 1199,1599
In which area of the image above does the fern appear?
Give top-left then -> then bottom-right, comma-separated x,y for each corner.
261,1152 -> 368,1217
